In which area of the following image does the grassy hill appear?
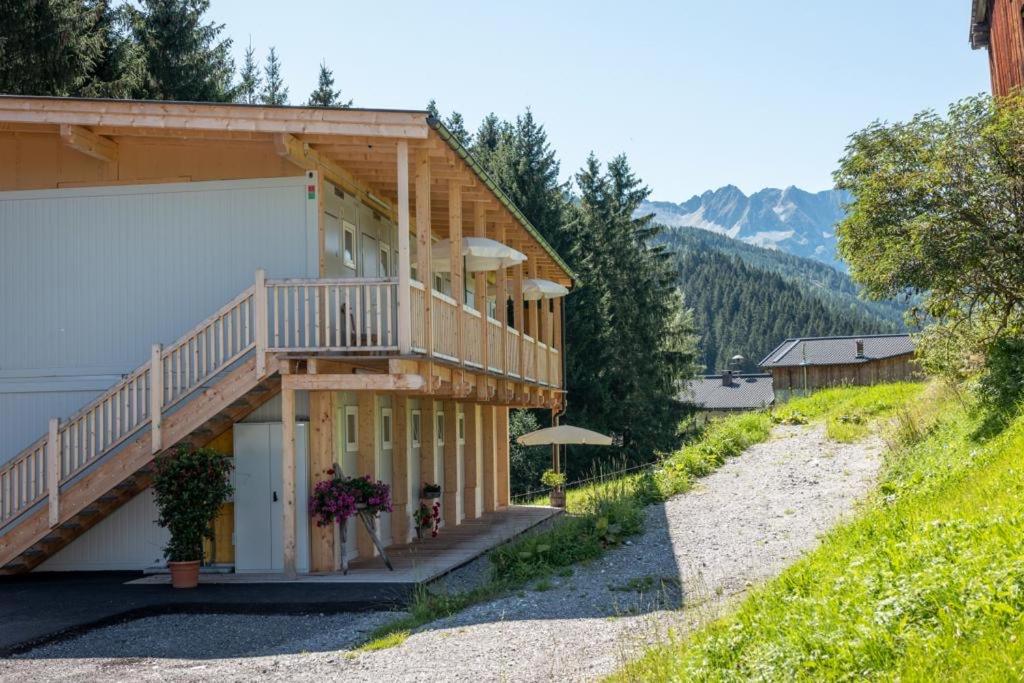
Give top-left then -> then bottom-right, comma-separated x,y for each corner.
615,384 -> 1024,680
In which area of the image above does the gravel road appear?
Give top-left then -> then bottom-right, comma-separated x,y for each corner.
2,423 -> 883,682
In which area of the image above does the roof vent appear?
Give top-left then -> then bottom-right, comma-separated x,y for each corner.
721,370 -> 733,386
855,339 -> 865,359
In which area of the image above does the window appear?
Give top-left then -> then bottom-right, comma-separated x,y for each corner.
343,221 -> 356,269
392,248 -> 399,279
381,408 -> 393,449
457,412 -> 465,444
344,406 -> 358,450
379,244 -> 390,277
411,410 -> 422,447
436,412 -> 445,446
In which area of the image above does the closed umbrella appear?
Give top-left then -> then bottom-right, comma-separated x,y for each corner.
522,278 -> 569,301
516,424 -> 613,446
431,237 -> 527,273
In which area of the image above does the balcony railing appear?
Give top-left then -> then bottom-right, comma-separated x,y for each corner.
258,274 -> 561,388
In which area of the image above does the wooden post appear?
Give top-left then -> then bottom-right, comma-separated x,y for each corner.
449,180 -> 464,365
473,203 -> 488,380
442,400 -> 459,525
497,223 -> 508,376
356,392 -> 377,557
415,151 -> 433,357
464,403 -> 479,519
254,269 -> 268,377
527,257 -> 539,380
496,407 -> 510,508
309,390 -> 336,572
481,405 -> 496,513
420,400 -> 436,488
514,264 -> 526,378
396,140 -> 412,354
553,297 -> 563,387
150,344 -> 163,453
281,374 -> 297,578
46,418 -> 60,527
391,396 -> 410,544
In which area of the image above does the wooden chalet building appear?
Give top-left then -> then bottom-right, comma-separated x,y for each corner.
970,0 -> 1024,96
759,334 -> 917,397
0,96 -> 571,577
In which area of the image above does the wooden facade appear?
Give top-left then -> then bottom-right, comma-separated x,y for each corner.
971,0 -> 1024,96
0,96 -> 571,575
767,355 -> 918,395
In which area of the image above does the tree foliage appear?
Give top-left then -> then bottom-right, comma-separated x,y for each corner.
235,41 -> 260,104
835,94 -> 1024,379
259,46 -> 287,105
307,61 -> 351,108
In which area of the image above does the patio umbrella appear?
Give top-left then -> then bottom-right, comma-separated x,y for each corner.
431,237 -> 527,273
516,425 -> 613,446
522,278 -> 570,301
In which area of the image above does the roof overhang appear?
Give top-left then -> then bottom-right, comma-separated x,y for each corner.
970,0 -> 991,50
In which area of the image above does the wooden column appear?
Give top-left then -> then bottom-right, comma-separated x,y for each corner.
463,403 -> 479,519
391,396 -> 410,544
481,405 -> 497,513
442,400 -> 459,525
420,400 -> 436,487
553,297 -> 563,388
308,390 -> 336,572
254,269 -> 267,378
527,258 -> 539,340
415,151 -> 432,357
473,203 -> 488,379
497,223 -> 508,376
281,377 -> 297,578
150,344 -> 163,453
449,180 -> 464,364
356,392 -> 377,557
46,418 -> 60,527
496,406 -> 511,508
514,264 -> 526,380
397,140 -> 412,354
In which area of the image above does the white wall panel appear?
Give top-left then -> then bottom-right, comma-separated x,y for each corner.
0,176 -> 317,462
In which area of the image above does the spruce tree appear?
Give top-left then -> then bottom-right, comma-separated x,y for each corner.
236,41 -> 261,104
259,46 -> 288,105
307,62 -> 351,108
133,0 -> 235,102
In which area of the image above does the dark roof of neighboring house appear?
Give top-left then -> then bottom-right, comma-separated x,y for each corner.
970,0 -> 991,49
681,373 -> 774,411
759,334 -> 914,368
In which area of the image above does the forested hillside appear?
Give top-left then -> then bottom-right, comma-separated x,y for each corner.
667,247 -> 899,373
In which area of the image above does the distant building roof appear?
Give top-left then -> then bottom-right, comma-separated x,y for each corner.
681,373 -> 774,411
759,334 -> 914,368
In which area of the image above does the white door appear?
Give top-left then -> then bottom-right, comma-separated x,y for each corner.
337,404 -> 360,561
233,422 -> 311,573
456,409 -> 465,523
360,234 -> 381,343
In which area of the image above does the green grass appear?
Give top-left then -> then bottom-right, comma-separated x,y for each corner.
359,383 -> 923,653
613,383 -> 1024,681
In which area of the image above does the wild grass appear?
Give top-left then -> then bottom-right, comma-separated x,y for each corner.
613,383 -> 1024,681
358,383 -> 923,653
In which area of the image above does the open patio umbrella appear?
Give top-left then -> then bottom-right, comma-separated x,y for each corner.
516,424 -> 613,446
522,278 -> 570,301
431,237 -> 527,273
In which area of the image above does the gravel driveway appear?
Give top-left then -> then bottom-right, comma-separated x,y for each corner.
2,424 -> 883,682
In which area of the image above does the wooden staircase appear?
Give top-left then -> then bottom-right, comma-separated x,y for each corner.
0,284 -> 281,574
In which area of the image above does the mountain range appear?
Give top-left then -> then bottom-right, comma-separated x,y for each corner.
641,185 -> 849,269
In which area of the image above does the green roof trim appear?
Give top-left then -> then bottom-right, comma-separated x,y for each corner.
427,116 -> 576,282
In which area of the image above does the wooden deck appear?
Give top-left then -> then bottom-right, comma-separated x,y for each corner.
129,505 -> 560,586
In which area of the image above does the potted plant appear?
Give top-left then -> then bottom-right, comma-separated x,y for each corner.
310,473 -> 392,526
412,500 -> 441,539
421,482 -> 441,499
541,469 -> 567,508
152,446 -> 233,589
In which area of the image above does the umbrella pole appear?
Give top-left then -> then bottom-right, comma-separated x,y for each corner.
552,411 -> 560,474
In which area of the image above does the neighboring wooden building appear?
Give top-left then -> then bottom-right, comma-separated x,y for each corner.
0,96 -> 571,576
970,0 -> 1024,96
680,372 -> 774,425
759,334 -> 917,397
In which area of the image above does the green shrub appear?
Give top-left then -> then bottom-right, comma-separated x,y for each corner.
152,446 -> 233,562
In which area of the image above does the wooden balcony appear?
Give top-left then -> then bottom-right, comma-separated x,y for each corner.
261,275 -> 562,389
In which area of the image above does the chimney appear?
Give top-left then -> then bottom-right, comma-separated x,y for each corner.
855,339 -> 865,359
721,370 -> 733,386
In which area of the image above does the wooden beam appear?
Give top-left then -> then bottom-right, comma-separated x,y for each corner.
415,150 -> 433,362
46,418 -> 60,527
60,124 -> 118,163
420,400 -> 436,489
449,180 -> 464,367
308,391 -> 336,572
356,392 -> 377,558
481,405 -> 496,513
473,203 -> 488,390
391,396 -> 410,544
514,264 -> 526,377
463,404 -> 479,520
396,140 -> 412,354
281,373 -> 425,392
281,374 -> 297,579
443,401 -> 459,525
496,407 -> 510,508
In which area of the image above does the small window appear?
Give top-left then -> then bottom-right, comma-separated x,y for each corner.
436,412 -> 445,446
343,221 -> 356,269
344,406 -> 358,450
379,244 -> 391,277
392,248 -> 399,279
411,410 -> 422,447
381,408 -> 393,449
457,412 -> 465,444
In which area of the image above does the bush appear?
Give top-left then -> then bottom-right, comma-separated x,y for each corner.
152,446 -> 233,562
540,469 -> 566,489
976,336 -> 1024,420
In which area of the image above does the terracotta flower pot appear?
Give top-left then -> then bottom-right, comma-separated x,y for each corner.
168,560 -> 200,589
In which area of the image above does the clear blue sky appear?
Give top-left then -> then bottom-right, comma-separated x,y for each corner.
208,0 -> 989,201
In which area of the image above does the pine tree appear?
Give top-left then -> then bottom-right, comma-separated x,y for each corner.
259,46 -> 288,105
133,0 -> 235,102
444,111 -> 472,147
79,0 -> 145,98
426,98 -> 440,119
307,61 -> 351,108
236,41 -> 260,104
